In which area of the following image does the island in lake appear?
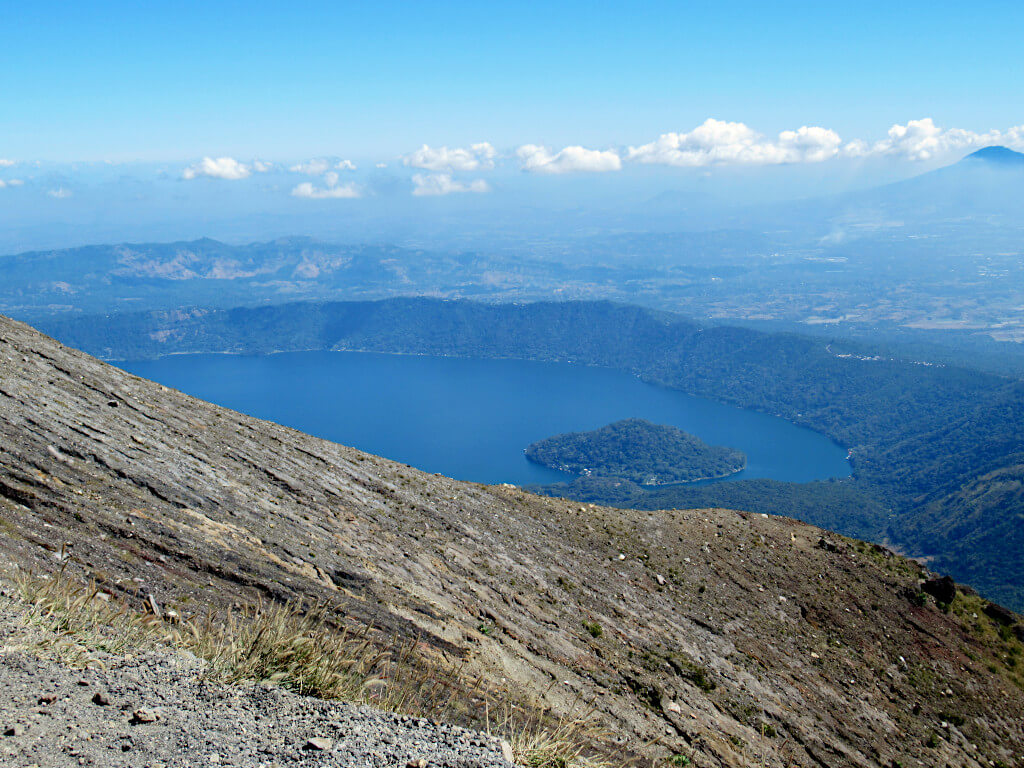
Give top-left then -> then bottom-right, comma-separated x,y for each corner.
525,418 -> 747,485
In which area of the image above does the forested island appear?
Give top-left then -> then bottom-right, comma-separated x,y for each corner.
525,418 -> 746,484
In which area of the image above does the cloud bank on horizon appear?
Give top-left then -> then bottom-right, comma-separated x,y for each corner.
290,170 -> 361,199
621,118 -> 1024,169
289,158 -> 357,175
5,118 -> 1023,199
411,173 -> 490,196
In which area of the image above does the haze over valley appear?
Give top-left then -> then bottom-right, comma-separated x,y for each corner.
3,3 -> 1024,766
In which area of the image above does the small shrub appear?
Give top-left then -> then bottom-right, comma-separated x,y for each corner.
667,654 -> 716,692
939,712 -> 966,727
582,620 -> 603,638
909,591 -> 929,608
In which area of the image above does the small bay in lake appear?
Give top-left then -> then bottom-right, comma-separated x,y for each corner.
118,351 -> 850,486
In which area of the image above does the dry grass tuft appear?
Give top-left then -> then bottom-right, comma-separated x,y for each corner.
12,566 -> 169,663
9,568 -> 614,766
185,600 -> 478,717
185,602 -> 387,698
491,703 -> 615,768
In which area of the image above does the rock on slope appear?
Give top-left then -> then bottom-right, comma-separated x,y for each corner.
1,313 -> 1023,767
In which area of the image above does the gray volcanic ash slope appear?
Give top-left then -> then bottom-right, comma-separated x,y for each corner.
1,313 -> 1023,767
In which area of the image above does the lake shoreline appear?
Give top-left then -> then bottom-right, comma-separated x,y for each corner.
117,349 -> 850,487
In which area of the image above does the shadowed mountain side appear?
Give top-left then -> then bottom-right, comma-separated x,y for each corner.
963,146 -> 1024,167
637,146 -> 1024,236
859,145 -> 1024,219
2,314 -> 1023,766
788,144 -> 1024,235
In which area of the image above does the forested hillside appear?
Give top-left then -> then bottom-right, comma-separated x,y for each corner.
39,298 -> 1024,608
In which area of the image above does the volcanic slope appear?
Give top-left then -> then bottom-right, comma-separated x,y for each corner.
1,313 -> 1023,767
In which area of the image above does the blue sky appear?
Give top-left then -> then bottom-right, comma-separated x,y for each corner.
3,0 -> 1023,162
1,1 -> 1023,252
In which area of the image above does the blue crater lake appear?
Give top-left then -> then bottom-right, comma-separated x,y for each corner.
118,351 -> 850,487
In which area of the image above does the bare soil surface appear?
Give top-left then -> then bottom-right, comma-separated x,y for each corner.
1,314 -> 1023,767
0,602 -> 510,768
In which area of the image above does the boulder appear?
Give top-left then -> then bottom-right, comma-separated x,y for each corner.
921,576 -> 957,605
983,602 -> 1017,626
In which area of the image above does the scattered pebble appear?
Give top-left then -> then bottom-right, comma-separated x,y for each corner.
130,709 -> 160,725
303,737 -> 333,751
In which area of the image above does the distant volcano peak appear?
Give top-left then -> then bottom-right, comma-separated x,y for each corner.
962,145 -> 1024,166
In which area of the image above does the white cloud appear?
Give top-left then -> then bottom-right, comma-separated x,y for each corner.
375,162 -> 388,169
868,119 -> 972,161
627,119 -> 842,167
182,157 -> 251,180
775,126 -> 844,163
403,143 -> 497,172
47,186 -> 72,199
516,144 -> 622,174
0,178 -> 23,188
290,158 -> 357,175
289,158 -> 331,175
411,173 -> 490,196
1005,126 -> 1024,148
841,138 -> 871,158
861,118 -> 1024,161
290,171 -> 361,199
252,160 -> 273,173
0,159 -> 14,168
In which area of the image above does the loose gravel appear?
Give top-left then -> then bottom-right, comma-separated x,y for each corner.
0,645 -> 512,768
